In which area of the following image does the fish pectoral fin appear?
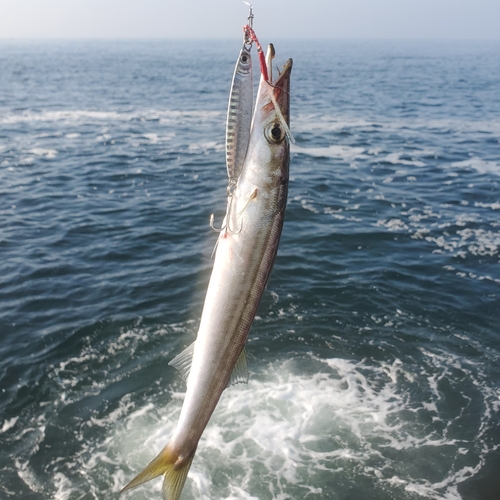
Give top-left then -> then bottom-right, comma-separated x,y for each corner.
169,342 -> 248,387
228,346 -> 249,387
168,342 -> 195,383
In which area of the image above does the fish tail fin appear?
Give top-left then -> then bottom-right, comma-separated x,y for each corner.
162,453 -> 194,500
120,444 -> 194,500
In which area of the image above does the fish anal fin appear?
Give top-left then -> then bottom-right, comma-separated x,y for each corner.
228,346 -> 249,387
168,342 -> 195,383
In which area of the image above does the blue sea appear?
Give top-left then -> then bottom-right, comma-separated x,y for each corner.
1,39 -> 499,500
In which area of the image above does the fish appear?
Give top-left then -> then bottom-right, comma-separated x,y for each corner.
226,43 -> 253,186
120,44 -> 292,500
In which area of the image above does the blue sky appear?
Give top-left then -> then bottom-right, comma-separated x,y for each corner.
1,0 -> 499,39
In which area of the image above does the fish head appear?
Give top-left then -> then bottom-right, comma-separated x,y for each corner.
255,43 -> 292,136
245,44 -> 293,184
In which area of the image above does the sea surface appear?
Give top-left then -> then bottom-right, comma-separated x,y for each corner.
1,39 -> 499,500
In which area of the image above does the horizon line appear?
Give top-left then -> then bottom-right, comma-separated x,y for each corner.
1,36 -> 499,41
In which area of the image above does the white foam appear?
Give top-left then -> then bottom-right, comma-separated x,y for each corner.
143,133 -> 165,143
376,218 -> 409,231
457,228 -> 500,257
475,201 -> 500,210
452,157 -> 500,176
53,472 -> 78,500
109,351 -> 496,500
300,198 -> 320,213
19,157 -> 35,165
0,109 -> 223,125
294,113 -> 500,137
11,320 -> 497,500
376,200 -> 500,267
293,114 -> 375,133
292,144 -> 366,161
1,416 -> 18,433
420,226 -> 500,260
95,134 -> 112,142
1,110 -> 122,124
382,152 -> 425,167
29,148 -> 58,159
188,141 -> 224,153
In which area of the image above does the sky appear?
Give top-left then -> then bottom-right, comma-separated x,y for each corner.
1,0 -> 499,40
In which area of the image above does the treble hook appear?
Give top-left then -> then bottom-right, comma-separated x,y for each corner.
210,194 -> 243,235
209,214 -> 243,235
209,213 -> 224,233
209,211 -> 242,258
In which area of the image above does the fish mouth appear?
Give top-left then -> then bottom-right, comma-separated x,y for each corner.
273,57 -> 293,115
265,43 -> 293,87
264,44 -> 292,126
273,58 -> 293,88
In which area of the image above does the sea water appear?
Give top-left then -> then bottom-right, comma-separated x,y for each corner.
0,39 -> 499,500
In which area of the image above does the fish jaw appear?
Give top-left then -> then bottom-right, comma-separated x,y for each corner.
254,46 -> 292,127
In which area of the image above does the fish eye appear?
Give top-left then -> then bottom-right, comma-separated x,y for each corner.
265,122 -> 285,144
241,54 -> 248,63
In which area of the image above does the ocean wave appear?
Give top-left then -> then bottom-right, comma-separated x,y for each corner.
451,157 -> 500,176
111,351 -> 497,500
292,144 -> 366,160
293,113 -> 500,136
0,109 -> 224,125
8,320 -> 496,500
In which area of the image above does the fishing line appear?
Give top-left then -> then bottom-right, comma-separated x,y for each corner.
240,3 -> 316,137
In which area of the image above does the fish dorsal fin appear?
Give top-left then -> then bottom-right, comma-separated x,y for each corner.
169,343 -> 249,387
168,342 -> 195,383
228,347 -> 249,386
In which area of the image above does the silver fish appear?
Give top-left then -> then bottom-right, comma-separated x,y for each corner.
120,44 -> 292,500
226,43 -> 253,186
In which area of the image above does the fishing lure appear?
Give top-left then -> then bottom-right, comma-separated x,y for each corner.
212,5 -> 293,238
225,7 -> 254,187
